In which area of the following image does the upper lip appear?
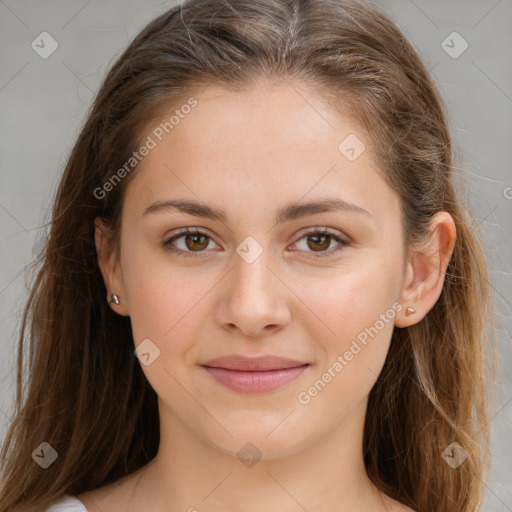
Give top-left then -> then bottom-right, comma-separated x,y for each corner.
201,355 -> 309,371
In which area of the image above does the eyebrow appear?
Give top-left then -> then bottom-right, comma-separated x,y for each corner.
142,197 -> 372,223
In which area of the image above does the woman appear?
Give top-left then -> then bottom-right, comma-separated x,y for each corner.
0,0 -> 496,511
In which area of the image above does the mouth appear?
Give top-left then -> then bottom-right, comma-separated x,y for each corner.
200,355 -> 310,393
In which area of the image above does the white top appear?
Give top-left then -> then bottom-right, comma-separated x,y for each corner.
44,494 -> 87,511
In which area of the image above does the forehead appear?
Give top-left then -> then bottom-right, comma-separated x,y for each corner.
123,81 -> 400,225
173,81 -> 353,159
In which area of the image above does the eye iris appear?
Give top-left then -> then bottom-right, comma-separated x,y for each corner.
308,234 -> 330,251
185,233 -> 209,251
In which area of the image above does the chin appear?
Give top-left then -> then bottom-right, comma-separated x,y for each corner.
205,422 -> 312,462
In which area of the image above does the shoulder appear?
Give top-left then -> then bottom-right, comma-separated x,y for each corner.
43,494 -> 88,511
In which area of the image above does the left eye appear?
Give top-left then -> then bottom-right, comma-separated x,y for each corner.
162,227 -> 349,258
291,228 -> 350,257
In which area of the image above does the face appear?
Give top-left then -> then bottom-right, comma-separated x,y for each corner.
104,80 -> 409,458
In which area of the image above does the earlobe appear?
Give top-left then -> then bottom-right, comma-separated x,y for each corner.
94,216 -> 130,316
394,211 -> 456,328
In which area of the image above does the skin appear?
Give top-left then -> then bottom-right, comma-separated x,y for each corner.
83,79 -> 456,512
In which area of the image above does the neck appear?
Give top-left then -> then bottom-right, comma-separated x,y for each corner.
127,397 -> 390,512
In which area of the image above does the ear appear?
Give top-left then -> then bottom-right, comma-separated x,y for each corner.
395,211 -> 456,328
94,216 -> 130,316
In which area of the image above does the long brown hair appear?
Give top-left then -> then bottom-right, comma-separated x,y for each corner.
0,1 -> 498,510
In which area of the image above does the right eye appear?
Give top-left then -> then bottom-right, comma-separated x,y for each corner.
162,227 -> 220,258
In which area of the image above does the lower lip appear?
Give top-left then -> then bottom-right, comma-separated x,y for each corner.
202,365 -> 309,393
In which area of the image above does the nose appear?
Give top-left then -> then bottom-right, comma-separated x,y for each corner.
215,246 -> 291,338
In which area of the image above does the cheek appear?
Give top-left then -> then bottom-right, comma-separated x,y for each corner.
120,243 -> 210,347
293,255 -> 400,351
291,257 -> 401,415
121,250 -> 215,399
295,267 -> 399,416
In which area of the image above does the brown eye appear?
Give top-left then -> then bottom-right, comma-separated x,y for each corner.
307,233 -> 332,252
184,233 -> 209,251
162,228 -> 218,258
291,228 -> 350,258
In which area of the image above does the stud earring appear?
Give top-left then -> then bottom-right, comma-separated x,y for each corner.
108,272 -> 120,305
405,306 -> 416,316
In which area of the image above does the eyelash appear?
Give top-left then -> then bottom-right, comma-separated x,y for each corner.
162,227 -> 350,259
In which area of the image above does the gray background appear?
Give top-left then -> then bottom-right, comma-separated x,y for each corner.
1,0 -> 511,509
